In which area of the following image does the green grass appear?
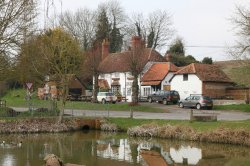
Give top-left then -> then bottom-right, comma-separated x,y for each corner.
214,104 -> 250,112
108,118 -> 250,132
1,89 -> 163,112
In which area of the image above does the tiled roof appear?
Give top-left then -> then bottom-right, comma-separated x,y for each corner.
98,48 -> 165,73
141,81 -> 161,86
141,63 -> 178,82
175,63 -> 233,83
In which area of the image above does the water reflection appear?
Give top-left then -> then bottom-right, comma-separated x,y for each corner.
0,131 -> 250,166
170,146 -> 202,165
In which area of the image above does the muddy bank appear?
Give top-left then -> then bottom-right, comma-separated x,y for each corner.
0,118 -> 98,134
127,123 -> 250,146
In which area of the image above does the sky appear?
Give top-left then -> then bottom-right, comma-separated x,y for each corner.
39,0 -> 248,61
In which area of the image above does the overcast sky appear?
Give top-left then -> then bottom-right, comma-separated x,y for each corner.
39,0 -> 248,61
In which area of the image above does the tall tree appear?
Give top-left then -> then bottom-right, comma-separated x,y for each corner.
126,10 -> 174,50
59,8 -> 97,51
0,0 -> 37,56
95,7 -> 111,44
41,28 -> 83,122
109,21 -> 123,53
146,10 -> 174,49
126,38 -> 146,105
84,45 -> 102,103
20,28 -> 83,122
230,5 -> 250,60
230,4 -> 250,87
167,38 -> 197,66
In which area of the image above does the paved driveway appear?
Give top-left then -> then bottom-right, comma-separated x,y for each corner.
11,103 -> 250,121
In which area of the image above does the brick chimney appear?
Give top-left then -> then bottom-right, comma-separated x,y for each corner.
165,52 -> 172,62
131,36 -> 145,48
102,39 -> 109,60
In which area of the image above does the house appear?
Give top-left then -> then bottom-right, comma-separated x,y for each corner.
140,62 -> 179,97
37,75 -> 89,100
170,63 -> 234,99
97,36 -> 165,102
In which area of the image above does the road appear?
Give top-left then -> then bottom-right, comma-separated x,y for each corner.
11,103 -> 250,121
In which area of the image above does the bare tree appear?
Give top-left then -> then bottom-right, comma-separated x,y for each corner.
147,10 -> 174,49
230,5 -> 250,60
0,0 -> 37,56
229,5 -> 250,88
59,8 -> 97,51
126,37 -> 146,104
125,10 -> 174,51
84,44 -> 102,103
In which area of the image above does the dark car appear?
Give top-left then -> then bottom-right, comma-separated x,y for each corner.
148,90 -> 180,105
178,95 -> 213,110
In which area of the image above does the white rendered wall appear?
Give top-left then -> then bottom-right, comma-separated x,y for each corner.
161,72 -> 174,89
99,72 -> 139,102
171,74 -> 202,100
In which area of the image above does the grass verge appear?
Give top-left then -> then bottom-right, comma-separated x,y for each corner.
213,104 -> 250,112
107,118 -> 250,132
1,89 -> 163,113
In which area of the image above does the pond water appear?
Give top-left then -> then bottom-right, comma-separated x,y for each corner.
0,131 -> 250,166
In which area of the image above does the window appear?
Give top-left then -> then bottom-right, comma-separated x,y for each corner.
183,74 -> 188,81
143,87 -> 150,96
111,85 -> 120,95
127,88 -> 132,96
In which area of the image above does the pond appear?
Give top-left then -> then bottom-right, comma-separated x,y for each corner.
0,131 -> 250,166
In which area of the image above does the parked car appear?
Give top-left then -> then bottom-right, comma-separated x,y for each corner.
148,90 -> 180,105
178,95 -> 213,110
97,92 -> 117,104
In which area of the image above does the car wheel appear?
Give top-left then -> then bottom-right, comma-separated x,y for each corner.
102,99 -> 106,104
163,99 -> 168,105
196,103 -> 201,110
112,101 -> 116,104
179,102 -> 184,108
148,98 -> 153,103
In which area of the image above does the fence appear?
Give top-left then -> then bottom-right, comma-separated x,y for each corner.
0,99 -> 59,117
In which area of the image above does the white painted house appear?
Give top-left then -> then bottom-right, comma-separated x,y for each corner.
170,63 -> 233,99
97,36 -> 165,102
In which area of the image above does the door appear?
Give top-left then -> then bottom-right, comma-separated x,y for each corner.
163,85 -> 171,91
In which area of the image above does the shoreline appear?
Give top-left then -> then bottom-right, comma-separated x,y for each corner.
1,117 -> 250,147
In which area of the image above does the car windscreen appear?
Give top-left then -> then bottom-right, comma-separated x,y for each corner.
203,96 -> 212,100
105,93 -> 114,96
171,91 -> 179,95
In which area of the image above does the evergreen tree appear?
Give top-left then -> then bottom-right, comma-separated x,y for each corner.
202,57 -> 213,64
109,21 -> 123,53
95,8 -> 111,44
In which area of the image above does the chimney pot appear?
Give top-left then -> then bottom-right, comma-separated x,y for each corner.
102,39 -> 109,60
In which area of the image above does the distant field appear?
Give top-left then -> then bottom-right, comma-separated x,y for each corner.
215,60 -> 250,86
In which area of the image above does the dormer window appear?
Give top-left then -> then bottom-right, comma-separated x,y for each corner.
183,74 -> 188,81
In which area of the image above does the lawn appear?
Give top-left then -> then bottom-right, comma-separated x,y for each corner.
213,104 -> 250,112
1,89 -> 163,112
108,118 -> 250,132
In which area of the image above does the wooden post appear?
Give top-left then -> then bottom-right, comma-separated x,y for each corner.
190,109 -> 194,121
